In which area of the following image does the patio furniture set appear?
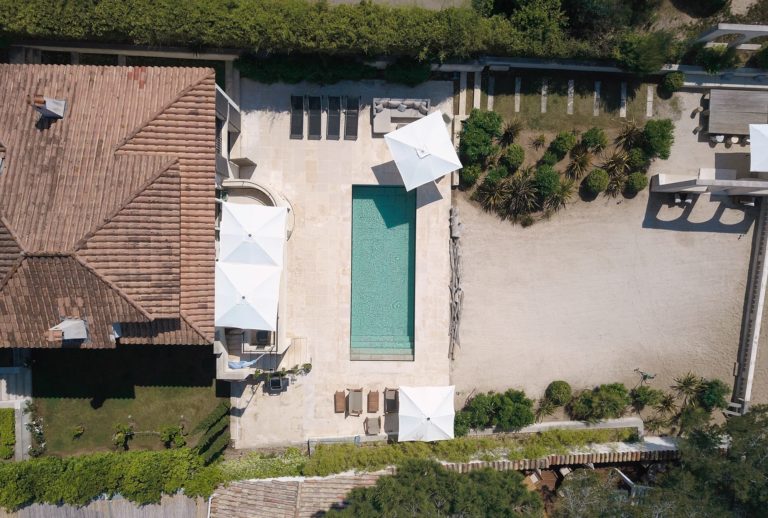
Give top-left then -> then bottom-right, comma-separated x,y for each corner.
334,387 -> 399,435
701,89 -> 768,145
372,98 -> 431,134
290,95 -> 360,141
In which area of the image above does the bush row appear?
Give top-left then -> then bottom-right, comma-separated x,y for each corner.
0,409 -> 13,460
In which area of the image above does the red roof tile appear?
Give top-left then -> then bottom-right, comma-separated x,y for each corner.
0,65 -> 215,348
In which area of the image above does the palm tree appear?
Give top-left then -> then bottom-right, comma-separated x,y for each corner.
504,167 -> 538,217
672,373 -> 701,408
475,177 -> 511,214
499,119 -> 524,147
565,148 -> 592,180
545,178 -> 575,213
615,119 -> 644,151
602,150 -> 629,198
655,393 -> 678,417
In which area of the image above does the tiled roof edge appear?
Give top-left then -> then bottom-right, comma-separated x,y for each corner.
72,254 -> 153,320
180,310 -> 212,344
113,69 -> 217,154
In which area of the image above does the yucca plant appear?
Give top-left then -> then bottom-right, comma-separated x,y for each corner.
499,119 -> 524,148
565,148 -> 592,180
475,177 -> 511,214
673,372 -> 702,408
602,150 -> 630,198
531,134 -> 547,151
505,167 -> 538,217
655,393 -> 678,417
535,398 -> 556,423
615,119 -> 644,151
544,178 -> 575,213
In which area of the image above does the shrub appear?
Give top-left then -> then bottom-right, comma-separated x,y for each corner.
492,390 -> 535,432
629,385 -> 664,411
584,168 -> 609,195
0,409 -> 14,460
500,119 -> 525,147
661,71 -> 685,93
550,131 -> 578,159
581,127 -> 607,152
625,172 -> 649,194
616,31 -> 674,75
627,148 -> 650,171
71,425 -> 85,441
534,165 -> 560,201
459,110 -> 503,166
464,392 -> 497,429
568,383 -> 630,422
235,54 -> 377,85
454,411 -> 472,437
112,423 -> 133,450
459,165 -> 482,187
538,150 -> 559,166
383,58 -> 432,86
545,381 -> 572,406
643,119 -> 674,160
485,166 -> 509,185
160,426 -> 186,449
500,143 -> 525,172
696,46 -> 738,74
697,379 -> 730,412
532,134 -> 547,150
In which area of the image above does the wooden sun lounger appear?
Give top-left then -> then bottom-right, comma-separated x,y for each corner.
344,96 -> 360,141
290,95 -> 304,139
364,416 -> 381,435
308,96 -> 322,140
334,390 -> 345,413
367,390 -> 379,413
384,388 -> 398,414
327,96 -> 341,140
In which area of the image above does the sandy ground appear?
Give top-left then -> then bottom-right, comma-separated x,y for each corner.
451,190 -> 756,402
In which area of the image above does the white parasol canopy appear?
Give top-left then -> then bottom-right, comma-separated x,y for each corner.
398,386 -> 455,442
750,124 -> 768,173
215,262 -> 281,331
384,111 -> 462,191
219,202 -> 287,266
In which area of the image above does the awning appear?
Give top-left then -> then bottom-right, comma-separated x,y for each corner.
215,201 -> 287,331
384,111 -> 462,192
750,124 -> 768,172
219,202 -> 287,266
215,262 -> 281,331
398,386 -> 455,442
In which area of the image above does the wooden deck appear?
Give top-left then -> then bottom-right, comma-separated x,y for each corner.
709,89 -> 768,135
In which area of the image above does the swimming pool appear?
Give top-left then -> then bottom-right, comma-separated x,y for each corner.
350,186 -> 416,361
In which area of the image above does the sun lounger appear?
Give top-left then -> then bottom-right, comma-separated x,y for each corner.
344,96 -> 360,141
290,96 -> 304,139
334,391 -> 345,413
308,96 -> 321,140
384,388 -> 398,414
367,390 -> 379,413
364,416 -> 381,435
348,388 -> 363,416
327,96 -> 341,140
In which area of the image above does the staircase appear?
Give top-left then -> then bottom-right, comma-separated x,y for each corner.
732,200 -> 768,414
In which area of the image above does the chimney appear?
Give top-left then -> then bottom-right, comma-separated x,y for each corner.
46,328 -> 63,343
28,94 -> 66,120
49,318 -> 88,342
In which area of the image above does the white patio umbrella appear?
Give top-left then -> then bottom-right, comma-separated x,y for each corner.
219,202 -> 287,267
398,386 -> 455,442
384,111 -> 462,191
750,124 -> 768,172
215,262 -> 281,331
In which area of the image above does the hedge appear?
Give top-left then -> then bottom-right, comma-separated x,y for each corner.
0,449 -> 209,510
0,0 -> 606,61
0,409 -> 13,460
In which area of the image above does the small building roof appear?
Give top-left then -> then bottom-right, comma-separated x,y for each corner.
0,64 -> 216,348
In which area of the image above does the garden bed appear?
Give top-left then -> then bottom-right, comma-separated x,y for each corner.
0,409 -> 14,460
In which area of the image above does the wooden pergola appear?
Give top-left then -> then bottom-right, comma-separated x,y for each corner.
708,89 -> 768,136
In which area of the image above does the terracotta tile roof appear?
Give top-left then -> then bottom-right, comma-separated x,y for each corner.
209,473 -> 387,518
0,64 -> 215,348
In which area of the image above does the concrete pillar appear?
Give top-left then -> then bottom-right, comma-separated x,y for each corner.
225,60 -> 234,98
70,52 -> 80,65
117,54 -> 126,66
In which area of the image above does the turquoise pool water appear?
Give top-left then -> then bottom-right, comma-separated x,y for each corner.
350,186 -> 416,360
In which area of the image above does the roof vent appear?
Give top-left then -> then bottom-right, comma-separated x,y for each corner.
49,318 -> 88,341
28,94 -> 66,120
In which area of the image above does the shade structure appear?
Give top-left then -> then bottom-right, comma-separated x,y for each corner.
215,262 -> 281,331
384,111 -> 462,191
219,202 -> 287,266
750,124 -> 768,172
398,386 -> 455,442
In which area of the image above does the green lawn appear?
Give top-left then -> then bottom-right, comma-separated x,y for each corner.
31,346 -> 227,456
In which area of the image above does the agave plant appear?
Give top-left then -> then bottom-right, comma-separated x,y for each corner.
602,150 -> 630,198
499,119 -> 524,148
615,119 -> 644,151
544,178 -> 575,213
475,177 -> 511,214
505,167 -> 538,217
565,148 -> 592,180
673,372 -> 702,408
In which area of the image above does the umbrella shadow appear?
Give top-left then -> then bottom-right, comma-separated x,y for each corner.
370,161 -> 443,209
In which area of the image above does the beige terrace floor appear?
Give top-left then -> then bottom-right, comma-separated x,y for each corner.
230,80 -> 454,447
